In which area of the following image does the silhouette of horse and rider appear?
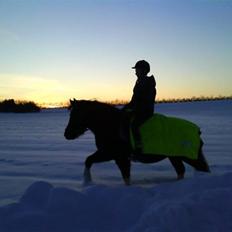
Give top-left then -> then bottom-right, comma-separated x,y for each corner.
64,60 -> 210,185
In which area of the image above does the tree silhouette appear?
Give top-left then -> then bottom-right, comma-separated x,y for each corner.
0,99 -> 40,113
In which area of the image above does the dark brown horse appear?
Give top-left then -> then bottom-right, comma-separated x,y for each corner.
64,99 -> 210,185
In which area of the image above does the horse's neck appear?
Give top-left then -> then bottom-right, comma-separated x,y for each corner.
86,106 -> 120,135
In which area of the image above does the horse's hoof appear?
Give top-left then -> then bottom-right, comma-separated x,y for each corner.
124,178 -> 131,185
83,168 -> 92,184
82,180 -> 94,187
177,174 -> 184,180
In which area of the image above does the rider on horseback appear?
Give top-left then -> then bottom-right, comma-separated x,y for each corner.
123,60 -> 156,155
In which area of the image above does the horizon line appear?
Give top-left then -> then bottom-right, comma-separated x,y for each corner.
2,95 -> 231,109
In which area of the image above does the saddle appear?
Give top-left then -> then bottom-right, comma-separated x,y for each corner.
129,113 -> 201,160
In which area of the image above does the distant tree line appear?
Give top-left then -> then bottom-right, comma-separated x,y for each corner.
156,95 -> 232,104
0,99 -> 41,113
106,95 -> 232,105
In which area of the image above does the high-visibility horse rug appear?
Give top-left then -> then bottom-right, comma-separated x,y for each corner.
130,113 -> 201,160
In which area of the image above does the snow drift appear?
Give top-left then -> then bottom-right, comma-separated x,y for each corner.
0,172 -> 232,232
0,100 -> 231,231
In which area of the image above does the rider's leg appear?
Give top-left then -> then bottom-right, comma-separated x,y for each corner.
131,116 -> 144,155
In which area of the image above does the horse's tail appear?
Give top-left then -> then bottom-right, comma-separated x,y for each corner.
182,132 -> 210,173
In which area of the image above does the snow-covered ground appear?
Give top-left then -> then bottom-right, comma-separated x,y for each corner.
0,100 -> 231,231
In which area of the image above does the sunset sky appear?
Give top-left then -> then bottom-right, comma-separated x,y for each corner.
0,0 -> 231,106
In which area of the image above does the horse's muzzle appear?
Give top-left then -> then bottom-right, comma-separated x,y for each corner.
64,130 -> 76,140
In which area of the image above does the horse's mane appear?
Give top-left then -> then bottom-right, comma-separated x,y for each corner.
77,100 -> 120,113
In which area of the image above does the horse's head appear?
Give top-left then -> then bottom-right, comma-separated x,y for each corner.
64,99 -> 88,140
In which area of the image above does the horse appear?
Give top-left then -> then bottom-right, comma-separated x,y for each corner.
64,99 -> 210,185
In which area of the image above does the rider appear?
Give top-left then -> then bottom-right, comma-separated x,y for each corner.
123,60 -> 156,155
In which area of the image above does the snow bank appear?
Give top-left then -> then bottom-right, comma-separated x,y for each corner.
0,173 -> 232,232
0,101 -> 231,231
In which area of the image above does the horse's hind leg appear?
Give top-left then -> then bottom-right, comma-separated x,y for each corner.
196,151 -> 210,172
169,157 -> 185,179
84,150 -> 112,184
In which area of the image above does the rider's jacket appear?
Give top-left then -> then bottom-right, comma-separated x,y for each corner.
124,75 -> 156,119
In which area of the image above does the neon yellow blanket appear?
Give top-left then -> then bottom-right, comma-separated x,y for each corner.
130,114 -> 201,160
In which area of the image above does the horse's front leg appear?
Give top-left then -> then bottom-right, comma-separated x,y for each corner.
84,150 -> 112,184
83,166 -> 92,184
115,157 -> 131,185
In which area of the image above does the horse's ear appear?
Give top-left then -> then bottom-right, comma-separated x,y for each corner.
70,98 -> 78,105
